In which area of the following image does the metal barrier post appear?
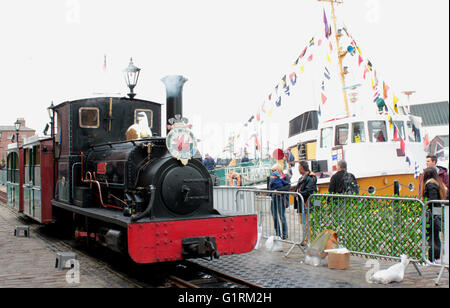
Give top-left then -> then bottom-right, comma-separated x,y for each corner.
235,188 -> 305,257
424,200 -> 449,285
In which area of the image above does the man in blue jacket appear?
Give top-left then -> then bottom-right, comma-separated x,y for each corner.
203,154 -> 216,171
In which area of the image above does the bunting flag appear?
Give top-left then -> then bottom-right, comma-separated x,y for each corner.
289,72 -> 297,86
254,135 -> 261,151
358,55 -> 364,66
318,103 -> 322,116
284,86 -> 290,96
321,92 -> 327,104
405,156 -> 411,167
300,64 -> 305,73
347,45 -> 356,56
383,81 -> 390,99
327,52 -> 331,63
318,39 -> 322,46
324,67 -> 331,80
423,133 -> 430,147
248,115 -> 254,123
275,96 -> 282,107
307,54 -> 314,62
363,66 -> 369,79
393,125 -> 399,141
367,60 -> 373,71
329,41 -> 333,51
256,112 -> 261,122
268,107 -> 274,118
400,137 -> 406,155
323,9 -> 330,39
435,142 -> 445,159
261,101 -> 266,113
300,46 -> 308,59
388,115 -> 393,130
393,95 -> 399,113
321,80 -> 325,91
414,161 -> 421,179
281,75 -> 287,88
309,37 -> 315,46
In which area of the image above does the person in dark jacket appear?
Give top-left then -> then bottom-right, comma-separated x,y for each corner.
269,171 -> 289,240
425,154 -> 449,197
421,167 -> 448,262
202,154 -> 216,171
328,160 -> 358,194
294,161 -> 317,244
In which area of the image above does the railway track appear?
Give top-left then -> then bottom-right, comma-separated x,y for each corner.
1,202 -> 262,288
164,261 -> 262,288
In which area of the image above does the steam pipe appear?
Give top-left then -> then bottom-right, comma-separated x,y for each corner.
161,75 -> 188,134
131,185 -> 156,222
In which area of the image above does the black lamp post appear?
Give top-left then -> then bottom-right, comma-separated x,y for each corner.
123,58 -> 141,99
14,120 -> 21,148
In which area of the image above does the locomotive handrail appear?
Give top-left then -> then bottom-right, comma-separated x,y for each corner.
131,185 -> 156,222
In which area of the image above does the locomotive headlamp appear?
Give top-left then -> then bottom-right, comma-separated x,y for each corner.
123,58 -> 141,99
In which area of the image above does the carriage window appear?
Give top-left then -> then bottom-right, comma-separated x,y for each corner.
320,127 -> 333,148
368,121 -> 387,143
134,109 -> 153,129
335,124 -> 349,146
352,122 -> 366,143
79,108 -> 99,128
407,121 -> 421,142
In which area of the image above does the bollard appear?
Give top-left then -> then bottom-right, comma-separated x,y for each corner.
14,226 -> 30,237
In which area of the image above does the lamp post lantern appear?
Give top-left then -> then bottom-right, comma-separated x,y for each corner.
14,119 -> 21,148
123,58 -> 141,99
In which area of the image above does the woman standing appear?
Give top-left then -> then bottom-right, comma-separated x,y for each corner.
421,167 -> 447,262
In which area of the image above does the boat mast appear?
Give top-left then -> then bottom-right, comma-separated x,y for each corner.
318,0 -> 350,118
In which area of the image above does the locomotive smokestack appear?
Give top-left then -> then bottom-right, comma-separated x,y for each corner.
161,75 -> 188,133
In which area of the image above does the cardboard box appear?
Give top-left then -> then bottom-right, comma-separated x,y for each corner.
327,252 -> 350,270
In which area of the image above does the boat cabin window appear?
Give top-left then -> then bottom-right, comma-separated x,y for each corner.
407,121 -> 421,142
134,109 -> 153,129
352,122 -> 366,143
393,121 -> 406,140
79,107 -> 99,128
320,127 -> 333,148
368,121 -> 387,143
335,124 -> 349,146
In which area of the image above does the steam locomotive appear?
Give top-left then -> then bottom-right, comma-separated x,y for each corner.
5,65 -> 257,263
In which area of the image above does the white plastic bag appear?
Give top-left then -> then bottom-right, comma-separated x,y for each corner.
254,226 -> 263,249
265,236 -> 283,252
369,255 -> 410,284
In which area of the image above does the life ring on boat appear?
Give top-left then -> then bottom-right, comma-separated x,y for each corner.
228,172 -> 242,186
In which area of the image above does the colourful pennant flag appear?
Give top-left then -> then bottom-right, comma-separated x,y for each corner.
400,137 -> 406,155
393,95 -> 399,113
268,107 -> 274,118
383,82 -> 390,99
300,64 -> 305,73
275,96 -> 282,107
327,52 -> 331,63
289,72 -> 297,86
414,161 -> 420,179
388,115 -> 393,130
358,55 -> 363,66
321,93 -> 327,104
307,54 -> 314,62
281,75 -> 287,88
363,66 -> 369,79
300,46 -> 308,59
367,60 -> 373,71
324,67 -> 331,80
423,133 -> 430,147
406,156 -> 411,167
323,9 -> 330,39
309,37 -> 315,46
318,39 -> 322,46
284,86 -> 290,96
393,125 -> 399,141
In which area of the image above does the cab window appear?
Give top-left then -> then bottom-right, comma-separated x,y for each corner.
79,108 -> 99,128
134,109 -> 153,129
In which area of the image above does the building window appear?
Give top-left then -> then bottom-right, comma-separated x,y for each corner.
335,124 -> 349,146
79,108 -> 99,128
352,122 -> 366,143
289,111 -> 319,138
369,121 -> 387,143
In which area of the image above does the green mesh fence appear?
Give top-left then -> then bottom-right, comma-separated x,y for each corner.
308,194 -> 425,260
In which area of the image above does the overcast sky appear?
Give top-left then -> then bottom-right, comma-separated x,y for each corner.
0,0 -> 448,158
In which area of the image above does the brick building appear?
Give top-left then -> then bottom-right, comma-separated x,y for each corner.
0,118 -> 36,165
